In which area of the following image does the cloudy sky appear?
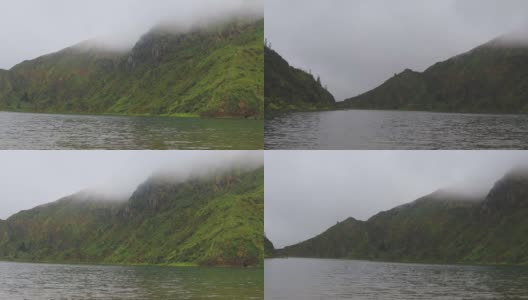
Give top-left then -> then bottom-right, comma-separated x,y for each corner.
0,0 -> 263,69
266,0 -> 528,100
0,150 -> 262,219
265,151 -> 528,248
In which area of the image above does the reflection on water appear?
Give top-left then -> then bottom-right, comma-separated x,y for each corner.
0,261 -> 263,300
265,258 -> 528,300
0,111 -> 263,150
265,109 -> 528,149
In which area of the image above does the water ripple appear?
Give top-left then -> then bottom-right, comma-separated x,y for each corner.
0,262 -> 263,300
0,111 -> 263,150
265,258 -> 528,300
265,110 -> 528,149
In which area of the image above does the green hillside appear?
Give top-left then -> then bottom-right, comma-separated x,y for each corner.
0,19 -> 264,118
264,46 -> 335,112
279,168 -> 528,265
0,167 -> 264,267
342,34 -> 528,113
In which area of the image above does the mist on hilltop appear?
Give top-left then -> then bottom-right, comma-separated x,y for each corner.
0,0 -> 263,69
0,150 -> 262,219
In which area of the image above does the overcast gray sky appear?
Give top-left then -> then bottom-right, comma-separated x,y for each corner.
265,0 -> 528,100
0,150 -> 262,220
0,0 -> 262,69
265,151 -> 528,248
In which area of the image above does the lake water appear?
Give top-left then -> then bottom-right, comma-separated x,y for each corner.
0,111 -> 263,149
0,261 -> 263,299
265,109 -> 528,149
265,258 -> 528,299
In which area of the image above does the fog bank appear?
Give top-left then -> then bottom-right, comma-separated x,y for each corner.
0,150 -> 262,219
0,0 -> 263,69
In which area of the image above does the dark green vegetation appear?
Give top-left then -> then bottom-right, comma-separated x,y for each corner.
0,167 -> 264,267
342,34 -> 528,113
264,236 -> 276,257
0,19 -> 264,118
278,168 -> 528,265
264,46 -> 335,112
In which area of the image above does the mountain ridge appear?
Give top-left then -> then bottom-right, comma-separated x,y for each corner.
264,46 -> 335,112
0,18 -> 264,118
341,32 -> 528,113
0,166 -> 264,267
277,168 -> 528,265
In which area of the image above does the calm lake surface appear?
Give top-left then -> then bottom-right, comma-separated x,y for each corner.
265,258 -> 528,300
0,261 -> 263,299
0,111 -> 263,149
265,109 -> 528,149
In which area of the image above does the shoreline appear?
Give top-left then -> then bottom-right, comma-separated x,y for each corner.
266,106 -> 528,117
265,256 -> 528,268
0,259 -> 264,269
0,109 -> 264,120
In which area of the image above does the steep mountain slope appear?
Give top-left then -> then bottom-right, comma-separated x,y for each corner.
280,168 -> 528,265
264,46 -> 335,112
0,19 -> 264,118
0,167 -> 264,267
342,33 -> 528,113
264,236 -> 275,257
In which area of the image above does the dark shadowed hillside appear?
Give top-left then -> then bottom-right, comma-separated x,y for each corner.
264,46 -> 335,112
342,33 -> 528,113
279,168 -> 528,265
264,236 -> 275,257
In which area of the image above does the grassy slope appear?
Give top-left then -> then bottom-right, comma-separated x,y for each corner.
0,19 -> 264,118
342,35 -> 528,113
264,46 -> 335,112
0,167 -> 264,267
279,170 -> 528,265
